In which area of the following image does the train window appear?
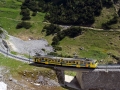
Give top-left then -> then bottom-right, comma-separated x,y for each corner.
45,59 -> 48,61
81,61 -> 84,64
84,62 -> 87,64
37,59 -> 40,62
88,62 -> 90,64
62,61 -> 65,63
73,61 -> 75,63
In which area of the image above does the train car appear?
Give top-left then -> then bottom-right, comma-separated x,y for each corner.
61,57 -> 98,68
33,55 -> 63,65
33,55 -> 98,68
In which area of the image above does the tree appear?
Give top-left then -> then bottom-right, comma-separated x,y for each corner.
42,24 -> 60,36
20,8 -> 30,16
22,16 -> 31,20
118,9 -> 120,17
32,12 -> 37,16
66,26 -> 82,38
16,22 -> 32,29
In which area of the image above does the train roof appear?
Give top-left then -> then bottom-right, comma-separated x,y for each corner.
33,55 -> 96,62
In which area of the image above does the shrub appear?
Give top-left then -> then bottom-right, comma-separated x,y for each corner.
54,46 -> 62,51
16,22 -> 32,29
42,24 -> 60,36
21,16 -> 31,20
32,12 -> 37,16
66,26 -> 82,38
20,8 -> 30,16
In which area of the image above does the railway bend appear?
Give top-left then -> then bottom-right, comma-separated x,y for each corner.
0,47 -> 32,63
1,39 -> 120,90
0,45 -> 120,70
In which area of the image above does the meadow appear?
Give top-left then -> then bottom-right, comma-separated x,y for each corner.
0,0 -> 120,65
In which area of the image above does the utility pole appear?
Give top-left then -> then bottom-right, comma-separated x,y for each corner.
7,47 -> 8,57
29,51 -> 31,63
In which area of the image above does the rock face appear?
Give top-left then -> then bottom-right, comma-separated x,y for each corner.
76,70 -> 120,90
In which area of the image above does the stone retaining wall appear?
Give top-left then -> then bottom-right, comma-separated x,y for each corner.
76,70 -> 120,90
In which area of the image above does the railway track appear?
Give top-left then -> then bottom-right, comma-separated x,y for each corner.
97,65 -> 120,69
0,48 -> 33,63
0,48 -> 120,70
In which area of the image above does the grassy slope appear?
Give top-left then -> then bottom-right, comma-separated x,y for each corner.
0,0 -> 45,40
0,54 -> 65,89
93,7 -> 116,28
0,53 -> 52,77
58,30 -> 120,63
0,0 -> 119,64
93,6 -> 120,29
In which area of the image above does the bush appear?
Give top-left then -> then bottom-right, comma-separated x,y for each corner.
42,24 -> 60,36
20,8 -> 30,16
32,12 -> 37,16
48,52 -> 58,56
16,22 -> 32,29
16,23 -> 23,29
21,5 -> 27,9
118,9 -> 120,17
65,26 -> 82,38
51,26 -> 82,46
54,46 -> 62,51
21,16 -> 31,20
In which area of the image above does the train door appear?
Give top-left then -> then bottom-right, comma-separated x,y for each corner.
80,61 -> 85,67
61,61 -> 66,66
41,58 -> 45,63
34,58 -> 37,63
45,58 -> 48,64
76,61 -> 80,67
56,59 -> 61,65
34,58 -> 41,63
85,62 -> 90,68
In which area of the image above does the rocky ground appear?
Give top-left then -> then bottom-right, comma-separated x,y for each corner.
0,66 -> 62,90
6,35 -> 53,56
0,30 -> 64,90
0,29 -> 80,90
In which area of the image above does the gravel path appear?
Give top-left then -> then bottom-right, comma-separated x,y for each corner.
6,35 -> 53,56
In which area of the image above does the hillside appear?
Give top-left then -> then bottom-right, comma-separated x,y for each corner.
0,0 -> 120,64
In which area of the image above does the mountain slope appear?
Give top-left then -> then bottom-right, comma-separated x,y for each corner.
0,0 -> 120,64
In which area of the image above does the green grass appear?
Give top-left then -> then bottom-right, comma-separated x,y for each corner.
0,0 -> 45,39
65,71 -> 76,76
93,7 -> 117,28
0,54 -> 66,90
0,0 -> 119,64
0,53 -> 54,78
0,0 -> 22,9
58,29 -> 120,62
10,51 -> 18,55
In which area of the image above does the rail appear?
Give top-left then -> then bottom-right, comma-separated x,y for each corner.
0,47 -> 120,70
0,48 -> 33,63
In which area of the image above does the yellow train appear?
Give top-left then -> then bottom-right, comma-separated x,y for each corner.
33,55 -> 98,68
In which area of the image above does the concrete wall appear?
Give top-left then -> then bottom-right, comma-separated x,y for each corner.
55,69 -> 65,85
76,70 -> 120,90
